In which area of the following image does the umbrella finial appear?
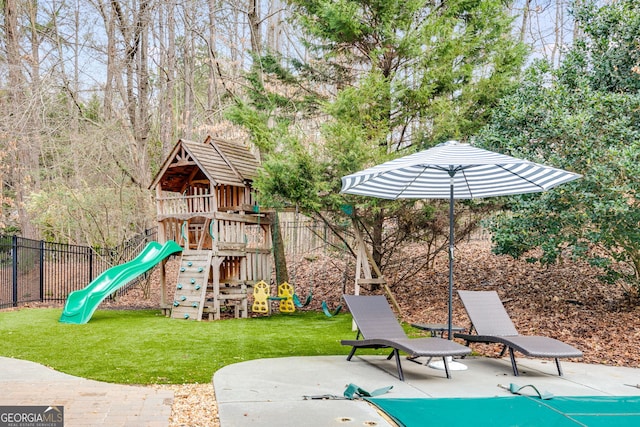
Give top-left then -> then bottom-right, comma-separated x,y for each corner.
439,140 -> 465,147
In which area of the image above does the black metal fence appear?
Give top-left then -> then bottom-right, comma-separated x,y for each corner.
0,229 -> 157,309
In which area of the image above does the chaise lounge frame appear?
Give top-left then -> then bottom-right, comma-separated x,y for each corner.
341,294 -> 470,381
454,290 -> 583,376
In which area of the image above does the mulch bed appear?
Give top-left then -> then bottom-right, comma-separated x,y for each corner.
289,240 -> 640,368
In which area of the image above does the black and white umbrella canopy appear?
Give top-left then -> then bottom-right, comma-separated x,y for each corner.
341,140 -> 581,200
341,140 -> 581,342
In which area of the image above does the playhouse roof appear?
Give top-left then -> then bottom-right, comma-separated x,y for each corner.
149,136 -> 260,192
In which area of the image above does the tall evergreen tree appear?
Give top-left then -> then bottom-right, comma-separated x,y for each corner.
230,0 -> 526,280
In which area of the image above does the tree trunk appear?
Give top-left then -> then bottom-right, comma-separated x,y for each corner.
248,0 -> 290,283
4,0 -> 37,237
135,0 -> 151,186
207,0 -> 222,125
519,0 -> 531,43
248,0 -> 262,54
4,0 -> 22,95
266,0 -> 282,52
101,0 -> 116,118
158,0 -> 176,154
551,0 -> 563,67
371,210 -> 384,274
182,1 -> 195,139
270,212 -> 289,285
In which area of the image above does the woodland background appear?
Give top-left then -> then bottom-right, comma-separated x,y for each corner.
1,0 -> 639,294
0,0 -> 577,243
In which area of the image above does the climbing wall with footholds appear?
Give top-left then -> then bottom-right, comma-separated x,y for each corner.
170,251 -> 212,320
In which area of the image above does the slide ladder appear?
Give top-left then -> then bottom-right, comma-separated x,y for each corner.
170,251 -> 212,320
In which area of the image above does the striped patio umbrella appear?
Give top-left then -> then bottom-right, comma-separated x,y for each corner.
340,140 -> 581,340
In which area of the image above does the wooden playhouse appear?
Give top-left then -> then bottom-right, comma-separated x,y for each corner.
149,136 -> 273,320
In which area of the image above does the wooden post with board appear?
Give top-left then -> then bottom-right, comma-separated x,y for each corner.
352,218 -> 401,315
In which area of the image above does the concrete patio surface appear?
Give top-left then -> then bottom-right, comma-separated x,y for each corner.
213,355 -> 640,426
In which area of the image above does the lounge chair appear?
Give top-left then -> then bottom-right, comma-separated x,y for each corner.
341,295 -> 471,381
454,290 -> 582,376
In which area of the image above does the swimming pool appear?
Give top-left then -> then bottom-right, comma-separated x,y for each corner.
367,395 -> 640,426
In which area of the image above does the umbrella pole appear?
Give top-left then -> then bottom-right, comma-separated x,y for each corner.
426,176 -> 467,372
448,178 -> 454,340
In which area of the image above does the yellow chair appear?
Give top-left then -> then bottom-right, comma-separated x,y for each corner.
277,282 -> 296,313
252,280 -> 270,314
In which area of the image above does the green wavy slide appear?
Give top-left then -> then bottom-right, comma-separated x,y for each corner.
59,240 -> 183,324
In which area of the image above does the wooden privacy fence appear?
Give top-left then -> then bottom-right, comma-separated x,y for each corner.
278,214 -> 490,258
278,216 -> 346,256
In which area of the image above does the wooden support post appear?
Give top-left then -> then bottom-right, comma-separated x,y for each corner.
160,258 -> 168,308
212,257 -> 223,320
352,219 -> 402,315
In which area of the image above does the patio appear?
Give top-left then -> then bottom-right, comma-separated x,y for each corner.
214,355 -> 640,426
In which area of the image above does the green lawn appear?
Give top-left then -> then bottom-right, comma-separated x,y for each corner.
0,308 -> 404,385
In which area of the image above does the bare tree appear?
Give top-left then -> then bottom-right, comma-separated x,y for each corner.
247,0 -> 261,54
3,0 -> 23,95
207,0 -> 223,125
266,0 -> 284,52
157,0 -> 177,154
180,1 -> 196,140
519,0 -> 532,42
2,0 -> 38,237
94,0 -> 153,186
512,0 -> 577,68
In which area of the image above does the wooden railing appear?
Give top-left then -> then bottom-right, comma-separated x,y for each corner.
156,192 -> 259,218
156,193 -> 215,217
211,216 -> 245,250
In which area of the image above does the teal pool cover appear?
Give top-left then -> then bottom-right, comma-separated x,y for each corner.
366,395 -> 640,427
